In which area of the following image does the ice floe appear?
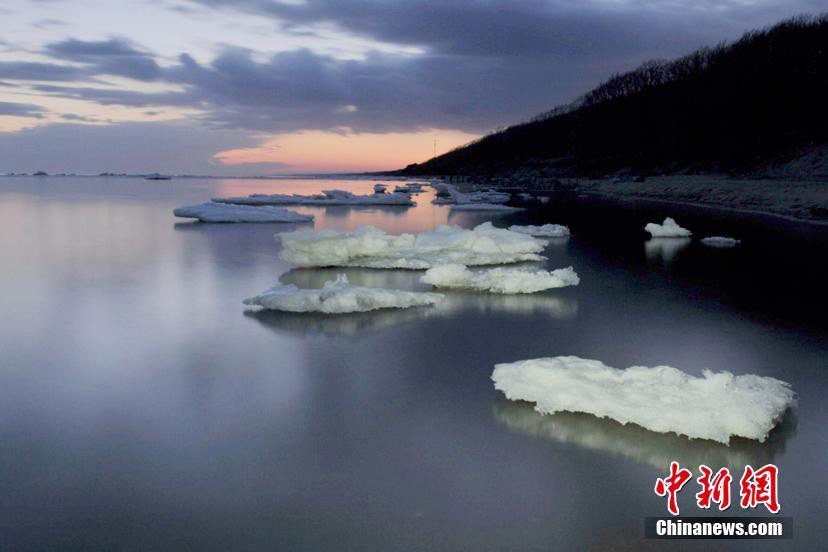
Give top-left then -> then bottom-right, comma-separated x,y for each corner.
421,264 -> 579,293
173,202 -> 314,223
644,217 -> 692,237
431,184 -> 511,205
213,189 -> 415,206
279,222 -> 547,269
491,356 -> 795,444
508,224 -> 570,237
450,203 -> 522,211
243,274 -> 443,314
702,236 -> 741,248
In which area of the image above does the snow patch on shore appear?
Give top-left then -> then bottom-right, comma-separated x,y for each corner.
279,222 -> 547,268
492,356 -> 795,444
422,264 -> 579,293
173,202 -> 313,223
509,224 -> 571,237
243,274 -> 443,313
645,217 -> 692,237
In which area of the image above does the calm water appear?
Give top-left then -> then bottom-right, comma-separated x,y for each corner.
1,176 -> 826,550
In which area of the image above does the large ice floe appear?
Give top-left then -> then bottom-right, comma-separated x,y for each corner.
702,236 -> 741,248
508,224 -> 571,237
213,189 -> 415,206
173,202 -> 314,223
278,222 -> 547,269
421,264 -> 579,293
491,356 -> 796,444
644,217 -> 692,237
243,274 -> 443,314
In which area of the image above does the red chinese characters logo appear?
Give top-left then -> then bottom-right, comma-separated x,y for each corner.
654,461 -> 693,515
654,463 -> 780,515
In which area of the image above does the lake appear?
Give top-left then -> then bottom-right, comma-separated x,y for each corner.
1,176 -> 826,550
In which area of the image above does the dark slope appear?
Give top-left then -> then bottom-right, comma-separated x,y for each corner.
396,14 -> 828,178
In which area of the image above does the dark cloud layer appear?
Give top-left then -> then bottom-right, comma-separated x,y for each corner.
4,1 -> 824,135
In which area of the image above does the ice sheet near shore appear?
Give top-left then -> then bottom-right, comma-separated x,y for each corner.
421,264 -> 579,293
243,274 -> 443,313
508,224 -> 571,237
491,356 -> 795,444
702,236 -> 741,247
279,222 -> 548,269
450,203 -> 522,211
431,183 -> 511,205
173,202 -> 314,223
645,217 -> 692,237
213,189 -> 415,206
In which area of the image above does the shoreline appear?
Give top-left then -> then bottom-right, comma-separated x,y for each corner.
574,188 -> 828,227
542,175 -> 827,226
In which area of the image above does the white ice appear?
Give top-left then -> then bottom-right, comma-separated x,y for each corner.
173,202 -> 314,223
450,203 -> 522,211
243,274 -> 443,313
645,217 -> 692,237
702,236 -> 741,248
421,264 -> 579,293
213,189 -> 415,206
431,183 -> 511,205
279,222 -> 547,269
491,356 -> 795,444
508,224 -> 571,237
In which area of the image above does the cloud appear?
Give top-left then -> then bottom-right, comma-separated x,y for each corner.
0,101 -> 47,118
44,38 -> 162,80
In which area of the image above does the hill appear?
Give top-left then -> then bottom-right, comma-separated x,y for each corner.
395,14 -> 828,180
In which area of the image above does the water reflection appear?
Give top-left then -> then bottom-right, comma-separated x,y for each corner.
173,220 -> 313,232
493,399 -> 795,471
644,237 -> 691,263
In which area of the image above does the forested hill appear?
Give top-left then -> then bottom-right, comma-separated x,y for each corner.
395,14 -> 828,179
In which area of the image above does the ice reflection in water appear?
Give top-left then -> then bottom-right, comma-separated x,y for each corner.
493,399 -> 795,471
644,237 -> 692,263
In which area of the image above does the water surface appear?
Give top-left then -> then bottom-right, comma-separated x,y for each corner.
1,176 -> 826,550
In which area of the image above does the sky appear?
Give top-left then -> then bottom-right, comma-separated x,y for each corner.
0,0 -> 824,175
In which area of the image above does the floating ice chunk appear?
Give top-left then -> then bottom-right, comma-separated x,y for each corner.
394,183 -> 423,193
508,224 -> 570,237
645,217 -> 691,237
214,189 -> 415,206
243,274 -> 443,314
702,236 -> 741,248
279,222 -> 547,269
373,183 -> 387,193
491,356 -> 795,444
173,202 -> 313,223
422,264 -> 579,293
450,203 -> 522,211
